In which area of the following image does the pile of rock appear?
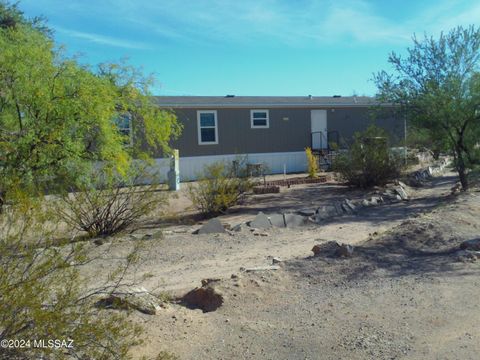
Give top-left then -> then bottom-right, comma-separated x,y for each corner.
194,181 -> 412,234
408,157 -> 450,186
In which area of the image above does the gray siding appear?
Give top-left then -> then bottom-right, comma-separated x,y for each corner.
159,106 -> 404,157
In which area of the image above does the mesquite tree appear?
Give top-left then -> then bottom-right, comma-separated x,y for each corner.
374,26 -> 480,190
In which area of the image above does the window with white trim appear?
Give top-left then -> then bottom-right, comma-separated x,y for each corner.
250,109 -> 269,128
197,110 -> 218,145
114,113 -> 133,146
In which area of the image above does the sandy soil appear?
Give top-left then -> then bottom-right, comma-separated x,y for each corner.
79,171 -> 480,359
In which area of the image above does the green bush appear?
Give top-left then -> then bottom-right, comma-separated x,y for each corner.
187,160 -> 255,215
333,125 -> 403,188
0,203 -> 143,360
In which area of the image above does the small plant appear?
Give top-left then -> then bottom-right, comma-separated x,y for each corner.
57,165 -> 166,238
305,147 -> 319,178
187,159 -> 254,215
333,125 -> 403,188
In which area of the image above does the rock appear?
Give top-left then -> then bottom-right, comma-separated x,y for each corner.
271,257 -> 282,264
181,285 -> 224,313
334,202 -> 344,215
196,218 -> 226,234
311,241 -> 343,256
232,223 -> 248,232
370,196 -> 383,205
314,205 -> 338,222
249,212 -> 272,229
394,186 -> 409,200
362,199 -> 372,207
312,241 -> 354,258
241,265 -> 281,272
269,213 -> 286,228
201,278 -> 221,286
341,202 -> 354,214
456,250 -> 480,262
460,239 -> 480,251
93,238 -> 105,246
336,243 -> 354,257
298,208 -> 317,217
344,199 -> 357,211
451,183 -> 461,195
284,213 -> 307,228
97,286 -> 163,315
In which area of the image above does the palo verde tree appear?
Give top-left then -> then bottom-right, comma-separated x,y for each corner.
0,1 -> 181,207
374,25 -> 480,190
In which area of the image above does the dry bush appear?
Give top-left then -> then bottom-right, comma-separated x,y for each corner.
57,166 -> 166,238
187,159 -> 255,215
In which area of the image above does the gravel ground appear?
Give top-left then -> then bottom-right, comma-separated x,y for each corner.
131,186 -> 480,359
76,171 -> 480,359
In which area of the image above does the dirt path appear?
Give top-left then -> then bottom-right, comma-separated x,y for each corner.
85,172 -> 457,295
126,174 -> 480,360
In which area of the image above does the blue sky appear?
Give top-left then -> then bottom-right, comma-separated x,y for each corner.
18,0 -> 480,96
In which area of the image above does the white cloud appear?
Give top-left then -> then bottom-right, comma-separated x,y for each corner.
55,27 -> 151,49
48,0 -> 480,47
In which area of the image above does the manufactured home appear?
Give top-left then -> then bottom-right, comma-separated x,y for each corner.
150,96 -> 404,181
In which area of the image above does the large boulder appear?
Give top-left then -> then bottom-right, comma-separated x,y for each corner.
248,212 -> 272,229
196,218 -> 226,234
313,205 -> 338,223
269,213 -> 286,228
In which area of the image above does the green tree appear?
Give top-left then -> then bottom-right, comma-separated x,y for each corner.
0,2 -> 181,207
374,26 -> 480,190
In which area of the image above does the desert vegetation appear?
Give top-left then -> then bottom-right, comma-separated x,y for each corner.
187,159 -> 255,216
374,25 -> 480,190
0,2 -> 180,359
1,0 -> 480,359
333,125 -> 403,188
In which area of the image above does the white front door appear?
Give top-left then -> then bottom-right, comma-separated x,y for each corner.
311,110 -> 327,150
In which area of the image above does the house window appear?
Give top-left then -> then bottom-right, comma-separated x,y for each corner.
197,110 -> 218,145
250,110 -> 269,128
114,113 -> 133,146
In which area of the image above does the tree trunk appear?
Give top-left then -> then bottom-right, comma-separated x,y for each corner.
456,150 -> 469,191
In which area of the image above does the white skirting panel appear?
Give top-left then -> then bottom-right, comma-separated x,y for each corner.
152,151 -> 308,182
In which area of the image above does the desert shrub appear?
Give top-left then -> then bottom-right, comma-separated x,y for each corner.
333,125 -> 403,188
305,147 -> 319,178
57,165 -> 166,238
187,160 -> 255,215
0,203 -> 143,360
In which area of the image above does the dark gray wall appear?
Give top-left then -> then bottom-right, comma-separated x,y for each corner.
327,107 -> 405,147
159,106 -> 404,157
